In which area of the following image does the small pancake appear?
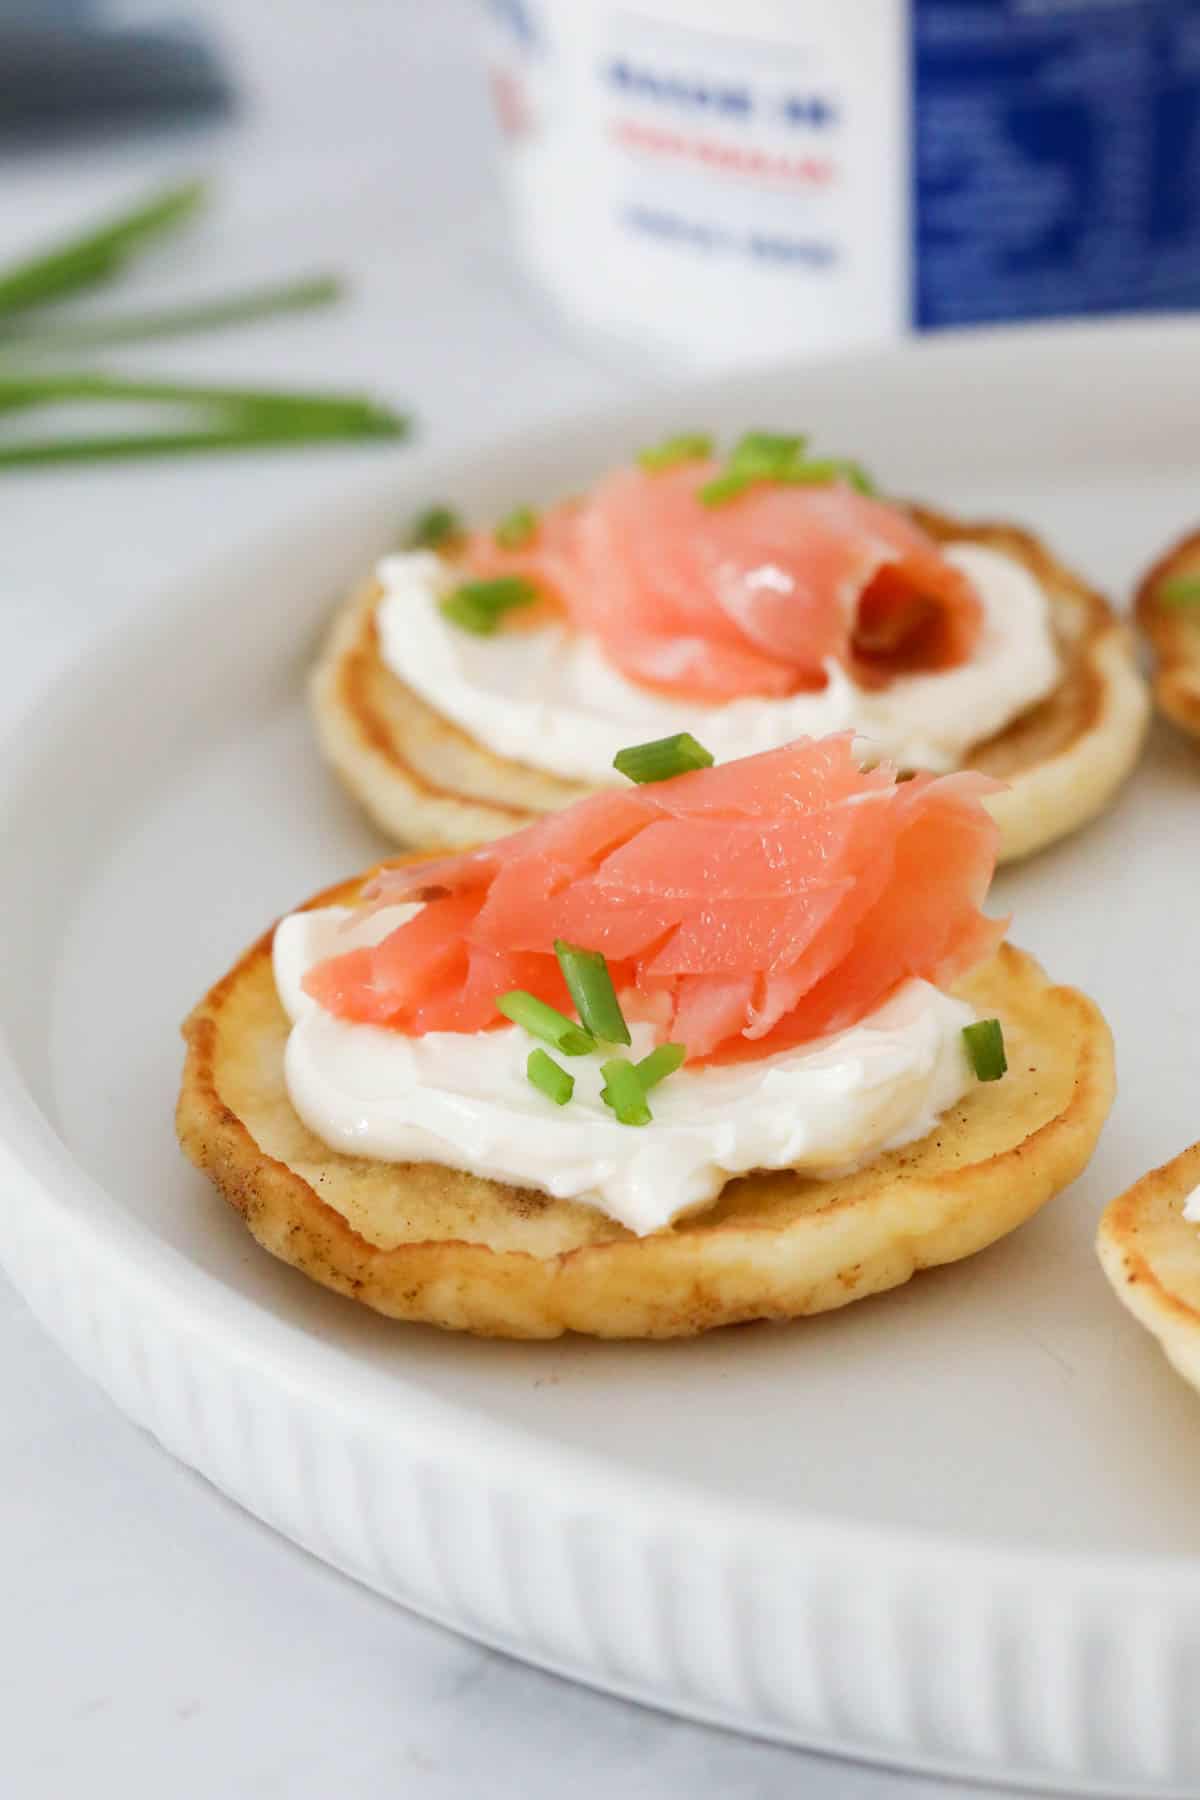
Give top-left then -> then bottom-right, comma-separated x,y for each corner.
1136,528 -> 1200,741
310,506 -> 1148,864
177,865 -> 1115,1340
1097,1144 -> 1200,1393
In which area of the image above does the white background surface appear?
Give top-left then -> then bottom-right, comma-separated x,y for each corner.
0,4 -> 1048,1795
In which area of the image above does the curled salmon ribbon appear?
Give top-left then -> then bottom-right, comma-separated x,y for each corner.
306,735 -> 1005,1065
452,460 -> 983,703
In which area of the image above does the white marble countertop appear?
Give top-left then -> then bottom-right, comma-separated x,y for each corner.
0,4 -> 1029,1794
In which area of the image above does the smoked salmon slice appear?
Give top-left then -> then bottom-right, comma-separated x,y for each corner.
305,734 -> 1005,1063
455,460 -> 982,702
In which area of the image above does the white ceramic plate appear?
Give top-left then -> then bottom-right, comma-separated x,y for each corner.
3,321 -> 1200,1798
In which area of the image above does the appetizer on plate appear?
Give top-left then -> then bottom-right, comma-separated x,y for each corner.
1136,528 -> 1200,741
312,432 -> 1148,862
178,732 -> 1113,1339
1097,1145 -> 1200,1393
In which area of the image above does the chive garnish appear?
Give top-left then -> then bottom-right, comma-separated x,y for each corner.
554,941 -> 631,1045
600,1058 -> 652,1127
698,469 -> 754,507
1160,574 -> 1200,609
527,1048 -> 574,1106
696,430 -> 876,507
962,1018 -> 1007,1082
0,421 -> 404,468
439,574 -> 538,635
497,990 -> 596,1056
494,505 -> 538,549
637,432 -> 713,471
0,371 -> 395,425
699,431 -> 806,506
0,371 -> 406,466
780,456 -> 876,495
0,273 -> 341,352
407,504 -> 463,550
730,430 -> 807,471
635,1043 -> 686,1092
838,459 -> 876,496
613,732 -> 715,784
0,178 -> 207,321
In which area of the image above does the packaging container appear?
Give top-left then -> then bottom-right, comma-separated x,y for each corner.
480,0 -> 1200,369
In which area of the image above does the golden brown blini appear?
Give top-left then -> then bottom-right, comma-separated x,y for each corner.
1097,1144 -> 1200,1392
177,866 -> 1115,1340
1136,529 -> 1200,741
311,507 -> 1148,863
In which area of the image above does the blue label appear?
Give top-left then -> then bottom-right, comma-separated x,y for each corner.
912,0 -> 1200,329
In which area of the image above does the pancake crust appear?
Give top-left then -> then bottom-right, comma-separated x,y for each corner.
177,867 -> 1115,1340
1097,1144 -> 1200,1393
1136,528 -> 1200,741
310,506 -> 1148,863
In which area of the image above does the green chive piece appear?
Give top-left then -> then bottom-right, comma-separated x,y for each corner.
527,1048 -> 574,1107
729,430 -> 807,474
777,456 -> 875,494
0,417 -> 406,469
600,1058 -> 652,1126
554,941 -> 631,1046
962,1018 -> 1007,1082
612,732 -> 715,784
0,370 -> 395,424
1159,574 -> 1200,609
494,504 -> 539,549
694,430 -> 876,508
699,430 -> 810,505
438,574 -> 538,635
637,432 -> 713,471
777,457 -> 840,484
698,469 -> 754,507
496,989 -> 596,1056
0,273 -> 341,353
635,1043 -> 686,1092
406,504 -> 463,550
0,178 -> 207,321
839,460 -> 876,495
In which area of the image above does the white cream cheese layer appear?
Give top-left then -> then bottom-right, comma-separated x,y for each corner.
1182,1186 -> 1200,1223
374,542 -> 1059,782
275,904 -> 979,1237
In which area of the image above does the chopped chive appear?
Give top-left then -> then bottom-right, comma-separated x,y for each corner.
0,370 -> 393,425
1159,574 -> 1200,609
637,431 -> 713,471
777,456 -> 875,494
962,1018 -> 1007,1082
0,178 -> 207,321
777,457 -> 841,485
0,273 -> 341,353
613,732 -> 715,783
496,989 -> 596,1056
698,431 -> 809,505
554,941 -> 631,1045
695,429 -> 875,507
527,1048 -> 574,1106
406,504 -> 463,550
438,574 -> 538,635
494,504 -> 538,549
698,469 -> 754,507
635,1043 -> 686,1092
839,460 -> 876,495
729,430 -> 807,473
600,1058 -> 652,1126
0,418 -> 405,468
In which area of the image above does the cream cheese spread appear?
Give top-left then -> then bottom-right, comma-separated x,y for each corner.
374,541 -> 1059,782
275,904 -> 978,1236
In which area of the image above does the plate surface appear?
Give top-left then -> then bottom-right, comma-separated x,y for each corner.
3,321 -> 1200,1796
